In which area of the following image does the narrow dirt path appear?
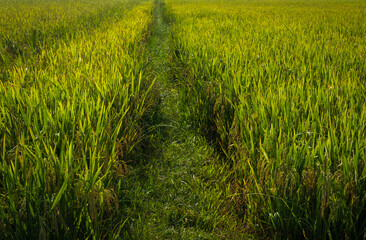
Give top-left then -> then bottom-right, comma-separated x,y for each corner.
122,1 -> 247,239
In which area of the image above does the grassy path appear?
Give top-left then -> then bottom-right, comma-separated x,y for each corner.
122,1 -> 248,239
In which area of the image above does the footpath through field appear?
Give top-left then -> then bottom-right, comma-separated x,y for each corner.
122,1 -> 247,239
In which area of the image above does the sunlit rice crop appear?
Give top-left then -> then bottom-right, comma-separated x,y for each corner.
167,0 -> 366,238
0,1 -> 154,238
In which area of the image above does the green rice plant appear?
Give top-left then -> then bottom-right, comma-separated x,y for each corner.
167,0 -> 366,238
0,2 -> 154,238
0,0 -> 139,67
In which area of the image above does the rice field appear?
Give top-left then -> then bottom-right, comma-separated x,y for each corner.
1,0 -> 366,239
168,0 -> 366,238
0,0 -> 154,238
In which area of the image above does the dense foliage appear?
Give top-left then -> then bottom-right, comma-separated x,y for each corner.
168,0 -> 366,238
0,0 -> 154,238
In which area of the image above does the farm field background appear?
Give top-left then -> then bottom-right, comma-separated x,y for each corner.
1,0 -> 365,239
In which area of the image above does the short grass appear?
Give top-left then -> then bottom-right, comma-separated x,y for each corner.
121,2 -> 249,239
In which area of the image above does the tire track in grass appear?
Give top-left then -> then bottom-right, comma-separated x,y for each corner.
122,1 -> 249,239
